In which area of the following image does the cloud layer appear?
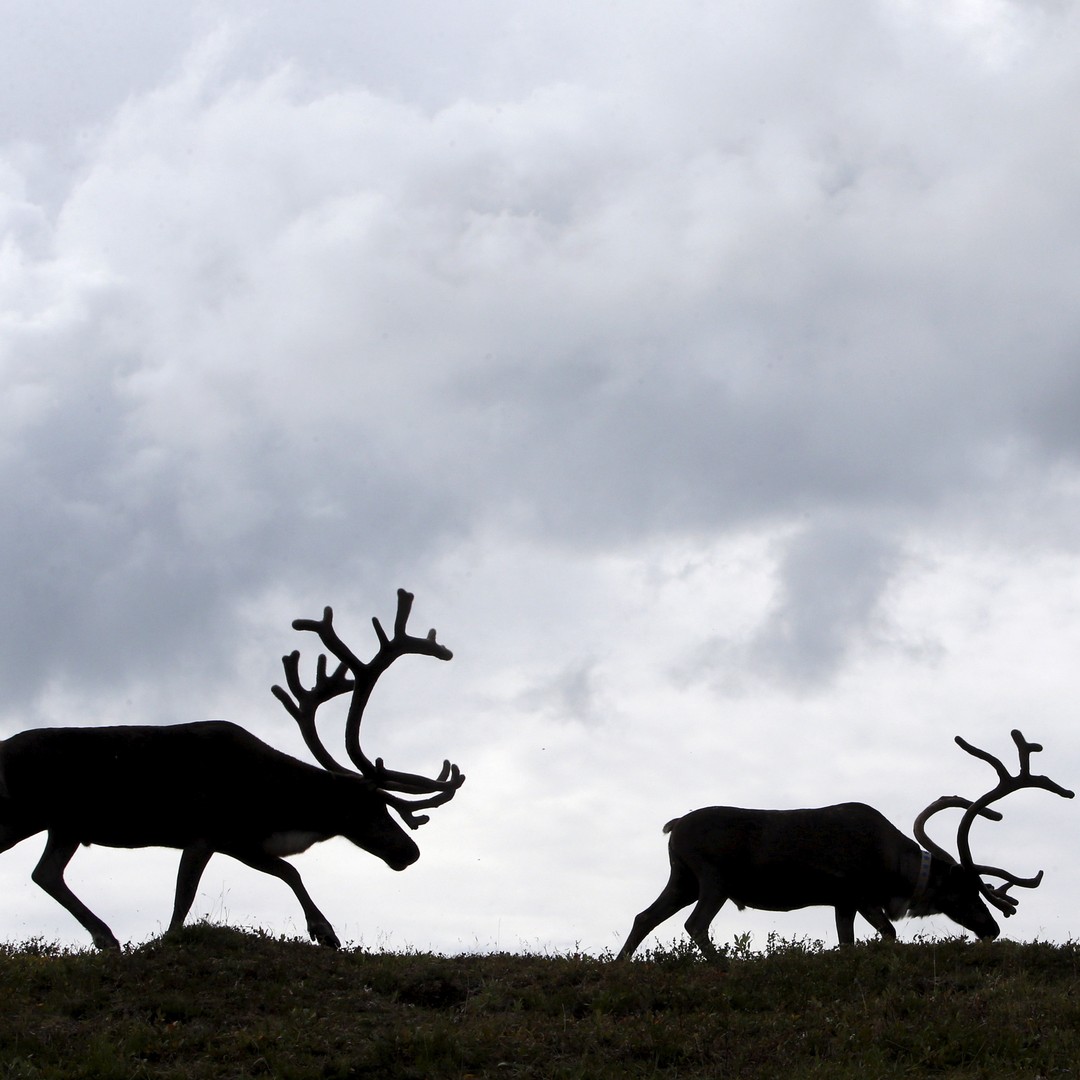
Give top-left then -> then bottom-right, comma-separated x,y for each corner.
2,0 -> 1079,953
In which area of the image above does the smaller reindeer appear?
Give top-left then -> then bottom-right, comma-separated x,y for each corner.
616,730 -> 1073,962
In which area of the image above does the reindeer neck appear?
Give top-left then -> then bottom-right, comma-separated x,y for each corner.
908,849 -> 933,909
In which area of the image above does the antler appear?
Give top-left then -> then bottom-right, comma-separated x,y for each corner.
953,729 -> 1074,916
272,635 -> 355,774
913,795 -> 1002,865
271,590 -> 465,826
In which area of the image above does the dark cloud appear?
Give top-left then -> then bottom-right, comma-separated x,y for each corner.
3,3 -> 1078,706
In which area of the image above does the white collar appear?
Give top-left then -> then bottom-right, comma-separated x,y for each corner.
908,849 -> 933,911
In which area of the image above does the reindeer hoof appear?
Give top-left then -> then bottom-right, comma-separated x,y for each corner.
310,923 -> 340,949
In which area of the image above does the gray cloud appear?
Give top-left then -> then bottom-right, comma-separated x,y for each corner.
2,1 -> 1080,953
4,2 -> 1078,699
747,523 -> 901,687
516,658 -> 603,725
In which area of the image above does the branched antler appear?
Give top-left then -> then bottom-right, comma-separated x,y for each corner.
912,794 -> 1002,865
271,590 -> 464,825
272,643 -> 354,774
953,729 -> 1074,916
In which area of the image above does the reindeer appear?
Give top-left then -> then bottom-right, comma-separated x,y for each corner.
616,730 -> 1073,962
0,589 -> 464,950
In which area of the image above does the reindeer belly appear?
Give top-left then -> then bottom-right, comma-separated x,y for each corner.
262,830 -> 326,856
727,861 -> 854,912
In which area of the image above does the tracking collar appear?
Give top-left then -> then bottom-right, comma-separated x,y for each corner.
907,849 -> 933,912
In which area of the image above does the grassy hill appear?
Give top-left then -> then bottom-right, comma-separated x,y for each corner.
2,925 -> 1078,1078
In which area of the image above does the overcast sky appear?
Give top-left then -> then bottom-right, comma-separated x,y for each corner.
2,0 -> 1080,956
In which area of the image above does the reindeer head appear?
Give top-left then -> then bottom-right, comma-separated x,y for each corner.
913,729 -> 1073,934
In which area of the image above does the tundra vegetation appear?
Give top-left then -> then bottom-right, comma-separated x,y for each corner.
2,923 -> 1079,1078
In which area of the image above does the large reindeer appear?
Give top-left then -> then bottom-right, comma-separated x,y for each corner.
0,590 -> 464,950
616,730 -> 1072,962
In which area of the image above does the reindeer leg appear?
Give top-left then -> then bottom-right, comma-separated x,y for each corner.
169,843 -> 214,932
857,905 -> 897,941
616,865 -> 698,960
837,904 -> 896,944
225,848 -> 341,948
683,877 -> 729,965
835,906 -> 856,944
31,832 -> 120,950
